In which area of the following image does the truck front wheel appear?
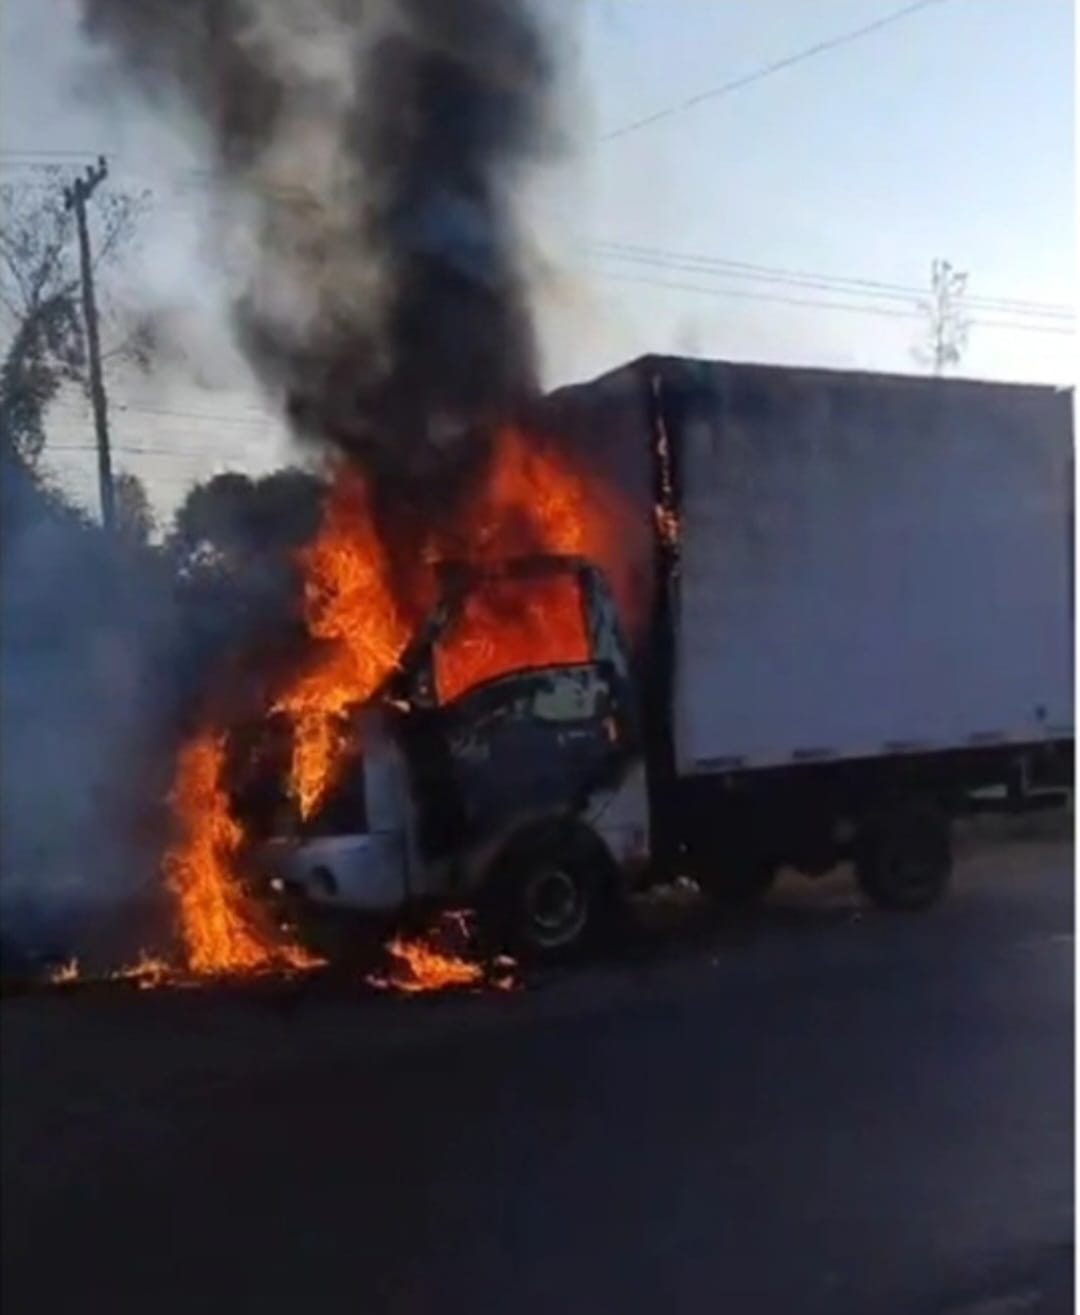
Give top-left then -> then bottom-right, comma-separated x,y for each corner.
855,797 -> 952,911
481,819 -> 619,963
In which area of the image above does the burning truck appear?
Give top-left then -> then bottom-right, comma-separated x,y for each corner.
164,356 -> 1073,969
56,2 -> 1071,982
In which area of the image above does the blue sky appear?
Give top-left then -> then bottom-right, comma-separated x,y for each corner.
539,0 -> 1075,384
1,0 -> 1075,515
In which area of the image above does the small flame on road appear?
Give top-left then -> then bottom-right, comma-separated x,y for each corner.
111,951 -> 173,990
40,937 -> 514,997
367,914 -> 518,995
45,952 -> 177,990
368,936 -> 487,993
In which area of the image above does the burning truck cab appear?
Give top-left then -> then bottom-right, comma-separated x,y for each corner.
259,553 -> 649,958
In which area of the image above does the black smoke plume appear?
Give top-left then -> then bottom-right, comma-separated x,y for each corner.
80,0 -> 556,498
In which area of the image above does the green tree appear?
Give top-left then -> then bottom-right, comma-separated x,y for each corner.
169,468 -> 325,573
113,469 -> 156,546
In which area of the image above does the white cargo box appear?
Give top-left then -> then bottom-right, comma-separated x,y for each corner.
668,362 -> 1073,773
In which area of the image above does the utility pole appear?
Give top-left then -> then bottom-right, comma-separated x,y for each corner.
65,156 -> 114,531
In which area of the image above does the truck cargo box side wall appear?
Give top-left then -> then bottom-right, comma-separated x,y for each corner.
664,361 -> 1074,775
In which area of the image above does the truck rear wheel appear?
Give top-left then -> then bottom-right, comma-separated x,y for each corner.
481,819 -> 619,963
855,797 -> 952,911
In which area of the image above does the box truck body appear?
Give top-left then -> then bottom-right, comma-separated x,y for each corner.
659,359 -> 1073,772
264,357 -> 1074,952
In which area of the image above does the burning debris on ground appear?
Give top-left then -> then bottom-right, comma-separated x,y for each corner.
367,912 -> 519,995
26,913 -> 516,999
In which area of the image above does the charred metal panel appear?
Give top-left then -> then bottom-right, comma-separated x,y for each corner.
441,663 -> 630,840
580,566 -> 630,681
401,662 -> 633,859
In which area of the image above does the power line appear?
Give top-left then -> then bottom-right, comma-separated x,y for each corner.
598,269 -> 918,319
112,401 -> 274,426
2,3 -> 954,155
602,0 -> 952,142
597,269 -> 1077,336
588,242 -> 1076,320
50,400 -> 277,427
45,444 -> 254,459
7,148 -> 1070,322
0,147 -> 107,161
0,155 -> 331,209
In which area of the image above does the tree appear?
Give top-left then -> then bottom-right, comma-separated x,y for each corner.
165,468 -> 328,718
0,171 -> 150,468
169,468 -> 326,573
114,470 -> 156,546
914,258 -> 971,376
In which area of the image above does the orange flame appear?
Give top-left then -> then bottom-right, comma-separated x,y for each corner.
46,952 -> 175,991
163,731 -> 321,976
274,470 -> 413,818
369,935 -> 487,993
111,951 -> 173,990
434,572 -> 588,704
275,425 -> 632,817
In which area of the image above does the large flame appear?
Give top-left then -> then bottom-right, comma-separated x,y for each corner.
275,425 -> 630,817
434,572 -> 588,704
273,470 -> 414,819
162,425 -> 633,978
164,731 -> 319,975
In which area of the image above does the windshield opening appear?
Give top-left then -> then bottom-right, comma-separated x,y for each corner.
433,572 -> 589,705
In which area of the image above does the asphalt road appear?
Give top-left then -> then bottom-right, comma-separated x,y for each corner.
2,819 -> 1073,1314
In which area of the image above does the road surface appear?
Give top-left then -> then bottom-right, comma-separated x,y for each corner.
2,820 -> 1072,1314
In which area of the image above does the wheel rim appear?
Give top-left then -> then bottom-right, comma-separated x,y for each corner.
522,868 -> 587,948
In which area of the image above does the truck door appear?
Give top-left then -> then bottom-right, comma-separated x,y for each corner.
399,558 -> 637,859
286,723 -> 411,911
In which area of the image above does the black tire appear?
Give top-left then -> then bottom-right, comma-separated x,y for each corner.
480,819 -> 619,963
855,797 -> 952,911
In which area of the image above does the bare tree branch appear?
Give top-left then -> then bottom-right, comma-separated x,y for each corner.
0,277 -> 26,322
913,258 -> 971,376
0,175 -> 149,467
92,190 -> 151,272
0,232 -> 34,317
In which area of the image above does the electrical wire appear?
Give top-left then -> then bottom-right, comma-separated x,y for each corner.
44,444 -> 255,459
596,268 -> 1077,336
6,158 -> 1069,323
48,401 -> 276,428
588,242 -> 1075,320
602,0 -> 953,141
